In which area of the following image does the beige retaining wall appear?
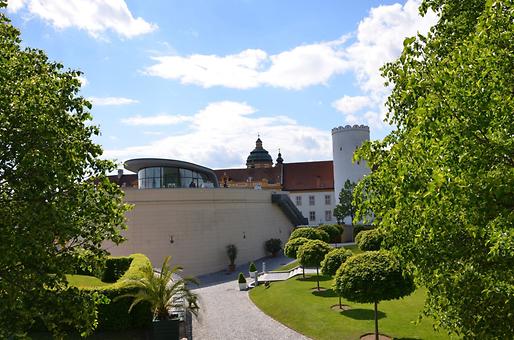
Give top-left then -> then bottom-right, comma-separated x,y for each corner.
105,188 -> 294,277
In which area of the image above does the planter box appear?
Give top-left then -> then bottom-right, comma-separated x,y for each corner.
249,271 -> 257,279
238,282 -> 247,291
152,319 -> 179,340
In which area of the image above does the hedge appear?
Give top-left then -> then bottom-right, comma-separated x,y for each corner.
81,253 -> 153,331
352,225 -> 374,239
318,224 -> 341,243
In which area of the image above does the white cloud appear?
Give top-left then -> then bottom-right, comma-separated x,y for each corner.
105,101 -> 332,168
333,0 -> 438,129
121,114 -> 192,126
89,96 -> 139,106
8,0 -> 157,38
144,39 -> 349,90
332,95 -> 371,114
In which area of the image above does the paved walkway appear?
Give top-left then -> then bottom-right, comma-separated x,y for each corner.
192,255 -> 311,340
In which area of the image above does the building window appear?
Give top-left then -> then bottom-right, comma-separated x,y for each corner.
309,195 -> 315,206
295,196 -> 302,206
309,211 -> 316,222
325,210 -> 332,221
325,195 -> 331,205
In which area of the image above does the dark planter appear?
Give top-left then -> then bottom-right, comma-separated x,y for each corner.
152,319 -> 179,340
228,264 -> 236,272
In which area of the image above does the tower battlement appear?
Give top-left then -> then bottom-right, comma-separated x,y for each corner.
331,124 -> 369,134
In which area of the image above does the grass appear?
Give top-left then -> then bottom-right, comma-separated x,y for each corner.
66,274 -> 111,288
250,274 -> 457,340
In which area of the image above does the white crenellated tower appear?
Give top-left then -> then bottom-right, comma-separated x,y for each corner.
331,125 -> 370,219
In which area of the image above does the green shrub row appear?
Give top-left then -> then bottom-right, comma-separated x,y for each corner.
290,227 -> 329,243
82,253 -> 154,331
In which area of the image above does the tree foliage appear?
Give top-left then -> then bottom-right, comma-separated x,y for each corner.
284,237 -> 310,259
355,229 -> 383,251
0,2 -> 129,336
318,224 -> 341,243
320,248 -> 353,276
333,180 -> 356,224
353,0 -> 514,337
289,227 -> 329,243
297,240 -> 332,269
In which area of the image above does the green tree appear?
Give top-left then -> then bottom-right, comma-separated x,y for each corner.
321,247 -> 353,309
297,240 -> 332,291
289,227 -> 329,243
334,251 -> 415,340
355,229 -> 383,251
354,0 -> 514,337
333,180 -> 356,225
0,2 -> 129,337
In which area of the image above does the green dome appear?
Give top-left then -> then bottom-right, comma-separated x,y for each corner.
246,138 -> 273,168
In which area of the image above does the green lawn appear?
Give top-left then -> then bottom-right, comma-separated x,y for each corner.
250,275 -> 457,340
66,274 -> 111,288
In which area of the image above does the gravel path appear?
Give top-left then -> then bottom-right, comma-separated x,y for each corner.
192,255 -> 310,340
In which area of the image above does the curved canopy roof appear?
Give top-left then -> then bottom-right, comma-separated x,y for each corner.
124,158 -> 219,187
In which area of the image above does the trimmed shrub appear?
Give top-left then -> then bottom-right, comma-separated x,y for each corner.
83,254 -> 153,331
353,225 -> 374,239
264,238 -> 282,255
290,227 -> 329,243
284,237 -> 310,259
320,248 -> 353,276
356,229 -> 384,251
238,272 -> 246,284
249,262 -> 257,272
102,257 -> 133,283
318,224 -> 341,243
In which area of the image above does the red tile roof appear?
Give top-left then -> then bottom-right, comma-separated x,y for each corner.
213,167 -> 281,185
282,161 -> 334,191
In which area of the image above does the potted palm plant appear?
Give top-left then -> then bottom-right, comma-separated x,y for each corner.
249,262 -> 257,279
238,272 -> 247,291
118,256 -> 199,340
227,244 -> 237,272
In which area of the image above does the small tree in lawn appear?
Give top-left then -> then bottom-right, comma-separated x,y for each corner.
335,251 -> 415,340
297,240 -> 332,291
284,237 -> 309,278
289,227 -> 329,243
320,248 -> 353,309
333,179 -> 356,225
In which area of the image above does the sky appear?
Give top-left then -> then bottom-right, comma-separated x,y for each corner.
5,0 -> 438,170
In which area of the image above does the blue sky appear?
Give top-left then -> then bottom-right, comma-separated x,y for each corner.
5,0 -> 437,169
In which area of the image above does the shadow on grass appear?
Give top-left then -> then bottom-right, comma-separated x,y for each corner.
312,288 -> 338,298
341,308 -> 386,320
296,275 -> 332,282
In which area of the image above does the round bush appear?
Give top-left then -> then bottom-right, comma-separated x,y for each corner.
249,262 -> 257,272
334,251 -> 415,303
318,224 -> 341,243
290,227 -> 329,243
264,238 -> 282,255
297,240 -> 332,268
356,229 -> 384,251
284,237 -> 310,259
320,248 -> 353,276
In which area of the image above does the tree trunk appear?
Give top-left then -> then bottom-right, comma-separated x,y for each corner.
374,301 -> 379,340
316,267 -> 320,291
302,266 -> 305,278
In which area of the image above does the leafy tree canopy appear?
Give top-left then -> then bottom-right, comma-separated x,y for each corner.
297,240 -> 332,268
334,179 -> 356,224
354,0 -> 514,337
355,229 -> 384,251
290,227 -> 329,243
320,248 -> 353,276
0,2 -> 129,336
284,237 -> 310,259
